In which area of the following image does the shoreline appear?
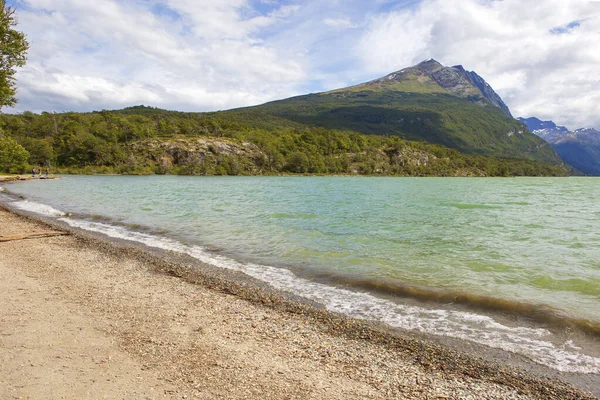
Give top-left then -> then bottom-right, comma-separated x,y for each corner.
3,176 -> 600,368
0,174 -> 57,182
0,203 -> 597,398
0,173 -> 581,180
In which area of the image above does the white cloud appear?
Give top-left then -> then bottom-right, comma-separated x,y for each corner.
357,0 -> 600,129
323,17 -> 357,29
269,5 -> 301,19
9,0 -> 306,113
7,0 -> 600,131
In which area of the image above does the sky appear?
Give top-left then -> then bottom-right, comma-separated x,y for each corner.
6,0 -> 600,130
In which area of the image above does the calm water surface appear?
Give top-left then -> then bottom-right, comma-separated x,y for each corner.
3,176 -> 600,373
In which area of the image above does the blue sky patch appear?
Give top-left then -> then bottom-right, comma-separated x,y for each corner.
149,3 -> 181,22
377,0 -> 422,13
248,0 -> 281,16
550,20 -> 581,34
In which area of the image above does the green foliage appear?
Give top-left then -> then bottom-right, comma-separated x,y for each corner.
219,90 -> 561,165
18,136 -> 53,165
286,152 -> 309,173
0,104 -> 568,177
0,132 -> 29,173
0,0 -> 29,109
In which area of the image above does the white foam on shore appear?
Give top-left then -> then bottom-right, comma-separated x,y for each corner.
13,200 -> 66,217
58,217 -> 600,374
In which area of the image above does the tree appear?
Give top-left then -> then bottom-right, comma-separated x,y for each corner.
286,152 -> 309,173
19,136 -> 54,165
0,133 -> 29,173
0,0 -> 29,109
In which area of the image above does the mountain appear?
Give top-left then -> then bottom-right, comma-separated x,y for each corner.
518,117 -> 569,134
353,59 -> 513,117
519,117 -> 600,175
0,59 -> 568,177
220,59 -> 561,165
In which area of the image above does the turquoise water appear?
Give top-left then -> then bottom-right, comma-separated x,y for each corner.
2,176 -> 600,373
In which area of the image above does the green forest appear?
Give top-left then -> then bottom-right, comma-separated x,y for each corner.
0,106 -> 567,177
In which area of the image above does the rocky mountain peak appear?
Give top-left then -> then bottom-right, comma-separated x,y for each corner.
430,66 -> 478,96
416,58 -> 444,73
363,59 -> 513,118
428,62 -> 512,118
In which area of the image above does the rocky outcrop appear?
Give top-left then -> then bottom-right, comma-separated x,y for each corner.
431,65 -> 481,97
129,138 -> 266,175
463,69 -> 513,118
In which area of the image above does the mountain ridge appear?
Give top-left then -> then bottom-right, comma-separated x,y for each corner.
221,59 -> 560,165
519,117 -> 600,175
343,59 -> 513,118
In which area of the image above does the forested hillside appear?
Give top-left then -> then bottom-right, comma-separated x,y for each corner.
219,59 -> 561,166
0,106 -> 567,176
0,59 -> 570,177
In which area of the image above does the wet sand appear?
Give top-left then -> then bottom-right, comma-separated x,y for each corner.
0,206 -> 596,399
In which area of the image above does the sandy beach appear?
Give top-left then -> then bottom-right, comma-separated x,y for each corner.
0,206 -> 596,399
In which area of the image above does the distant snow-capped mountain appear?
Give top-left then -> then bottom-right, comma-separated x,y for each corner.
518,117 -> 600,175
